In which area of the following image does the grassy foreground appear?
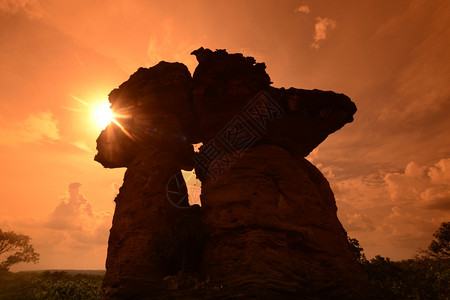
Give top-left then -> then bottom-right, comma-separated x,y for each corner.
0,270 -> 104,300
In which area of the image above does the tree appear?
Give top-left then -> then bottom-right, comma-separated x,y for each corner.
428,222 -> 450,258
347,236 -> 367,264
0,228 -> 39,272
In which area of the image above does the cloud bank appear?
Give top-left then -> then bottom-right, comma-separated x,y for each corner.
326,158 -> 450,259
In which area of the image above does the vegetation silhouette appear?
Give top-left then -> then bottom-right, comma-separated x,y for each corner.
0,229 -> 39,273
349,222 -> 450,300
427,221 -> 450,258
0,223 -> 448,299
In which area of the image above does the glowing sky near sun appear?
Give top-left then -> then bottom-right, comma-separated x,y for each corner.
0,0 -> 449,271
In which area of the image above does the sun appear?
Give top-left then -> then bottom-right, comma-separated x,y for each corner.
92,102 -> 114,129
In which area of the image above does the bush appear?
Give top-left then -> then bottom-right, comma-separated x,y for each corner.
362,256 -> 450,300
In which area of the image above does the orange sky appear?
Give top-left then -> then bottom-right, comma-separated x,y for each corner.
1,0 -> 449,271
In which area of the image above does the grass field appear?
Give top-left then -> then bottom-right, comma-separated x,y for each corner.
0,270 -> 104,300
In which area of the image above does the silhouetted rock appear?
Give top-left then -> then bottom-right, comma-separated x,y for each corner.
200,145 -> 378,299
263,86 -> 356,158
95,61 -> 198,169
95,48 -> 379,299
191,48 -> 356,162
189,49 -> 375,298
95,62 -> 200,298
191,47 -> 272,144
102,148 -> 189,298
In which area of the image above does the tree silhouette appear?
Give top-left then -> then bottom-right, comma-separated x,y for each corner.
0,228 -> 39,272
428,222 -> 450,258
347,236 -> 367,264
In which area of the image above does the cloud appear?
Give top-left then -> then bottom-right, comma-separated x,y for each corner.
0,111 -> 60,145
376,205 -> 441,250
46,182 -> 92,230
419,188 -> 450,210
370,1 -> 450,125
295,5 -> 310,14
428,158 -> 450,185
332,172 -> 389,209
321,158 -> 450,259
384,159 -> 450,210
45,183 -> 111,246
2,182 -> 113,270
311,17 -> 336,49
344,212 -> 375,232
70,140 -> 93,153
0,0 -> 43,18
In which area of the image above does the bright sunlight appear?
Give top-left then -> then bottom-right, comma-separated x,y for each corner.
92,102 -> 113,129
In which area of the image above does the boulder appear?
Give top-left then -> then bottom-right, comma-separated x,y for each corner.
199,145 -> 379,299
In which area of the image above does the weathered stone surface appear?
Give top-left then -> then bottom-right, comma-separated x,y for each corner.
94,123 -> 137,168
95,61 -> 198,169
200,145 -> 378,299
102,147 -> 190,298
191,48 -> 356,159
95,48 -> 378,299
191,47 -> 272,144
263,86 -> 356,158
96,61 -> 200,298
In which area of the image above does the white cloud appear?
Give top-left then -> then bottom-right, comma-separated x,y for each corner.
311,17 -> 336,49
0,111 -> 60,145
295,5 -> 310,14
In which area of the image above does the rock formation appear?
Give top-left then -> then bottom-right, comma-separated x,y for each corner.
95,48 -> 379,299
200,145 -> 372,299
95,62 -> 200,298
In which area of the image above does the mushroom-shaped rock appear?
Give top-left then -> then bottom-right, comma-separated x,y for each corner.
190,48 -> 356,161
